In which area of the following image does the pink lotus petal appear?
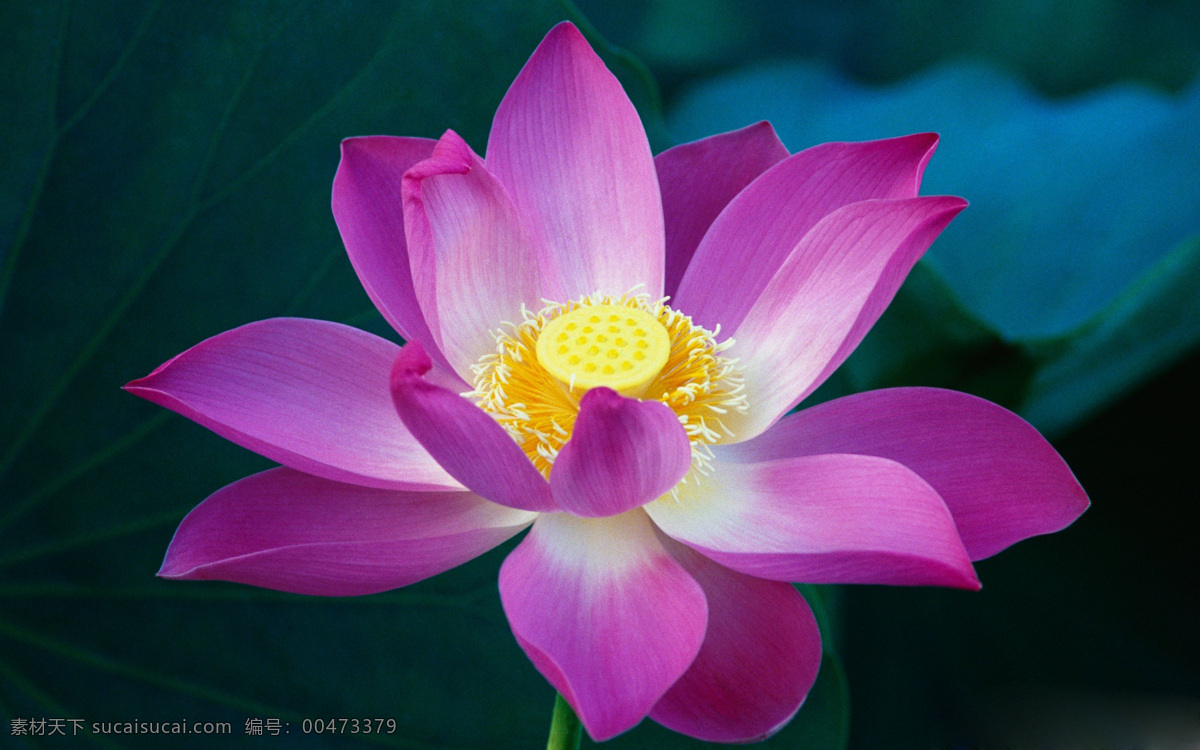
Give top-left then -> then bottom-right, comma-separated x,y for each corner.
654,122 -> 789,298
645,453 -> 979,589
725,196 -> 967,441
159,467 -> 534,596
486,22 -> 664,300
499,511 -> 707,741
721,388 -> 1090,560
332,136 -> 454,372
650,536 -> 822,743
674,133 -> 940,332
402,129 -> 542,379
389,343 -> 556,512
549,388 -> 692,517
124,318 -> 460,491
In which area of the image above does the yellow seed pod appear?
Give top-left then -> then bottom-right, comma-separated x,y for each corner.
535,304 -> 670,395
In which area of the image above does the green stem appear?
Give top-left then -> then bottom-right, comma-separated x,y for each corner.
546,693 -> 582,750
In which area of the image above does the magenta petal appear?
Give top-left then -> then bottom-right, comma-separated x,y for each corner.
725,196 -> 967,441
499,511 -> 707,741
650,538 -> 822,743
722,388 -> 1090,560
159,468 -> 534,596
402,129 -> 542,379
549,388 -> 691,517
124,318 -> 459,490
654,121 -> 789,298
674,133 -> 940,332
332,136 -> 453,371
646,453 -> 979,589
486,22 -> 664,300
389,343 -> 556,512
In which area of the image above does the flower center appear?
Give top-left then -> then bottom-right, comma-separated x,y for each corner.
468,293 -> 748,482
534,304 -> 670,397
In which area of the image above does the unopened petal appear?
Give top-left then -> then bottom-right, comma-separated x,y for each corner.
159,467 -> 534,596
499,511 -> 707,741
646,453 -> 979,589
124,318 -> 460,490
721,388 -> 1090,560
486,22 -> 664,300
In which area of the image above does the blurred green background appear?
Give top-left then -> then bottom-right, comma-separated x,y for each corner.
2,1 -> 1198,747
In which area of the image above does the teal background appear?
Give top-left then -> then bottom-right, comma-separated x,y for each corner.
2,1 -> 1198,747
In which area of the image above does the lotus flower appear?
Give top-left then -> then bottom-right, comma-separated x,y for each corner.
125,22 -> 1089,743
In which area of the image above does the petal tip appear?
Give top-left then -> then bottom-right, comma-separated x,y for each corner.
546,20 -> 586,43
391,342 -> 433,384
955,563 -> 983,591
577,385 -> 621,410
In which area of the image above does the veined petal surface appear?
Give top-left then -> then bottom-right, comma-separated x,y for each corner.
124,318 -> 460,491
674,133 -> 940,332
646,453 -> 979,589
655,122 -> 789,298
721,388 -> 1090,560
650,537 -> 822,743
159,468 -> 535,596
725,196 -> 967,440
499,511 -> 707,741
486,22 -> 664,300
403,129 -> 542,379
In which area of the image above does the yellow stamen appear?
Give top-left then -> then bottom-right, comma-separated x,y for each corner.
467,292 -> 748,482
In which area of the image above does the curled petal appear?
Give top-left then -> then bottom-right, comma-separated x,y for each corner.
159,468 -> 534,596
389,343 -> 556,512
646,453 -> 979,589
403,129 -> 542,379
721,388 -> 1090,560
650,537 -> 822,743
724,196 -> 967,441
499,511 -> 707,741
655,122 -> 789,298
124,318 -> 460,491
486,21 -> 664,300
674,133 -> 941,332
550,388 -> 692,517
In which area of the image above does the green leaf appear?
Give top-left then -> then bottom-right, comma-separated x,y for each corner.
1022,233 -> 1200,433
0,2 -> 798,748
668,61 -> 1200,433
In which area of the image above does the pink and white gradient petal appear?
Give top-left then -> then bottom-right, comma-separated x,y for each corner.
486,22 -> 664,301
654,121 -> 789,298
123,318 -> 460,491
158,467 -> 535,597
646,452 -> 979,589
332,136 -> 455,373
499,511 -> 707,741
389,343 -> 556,513
721,387 -> 1090,560
673,133 -> 940,332
549,388 -> 692,518
402,129 -> 542,380
724,196 -> 967,441
650,537 -> 822,743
